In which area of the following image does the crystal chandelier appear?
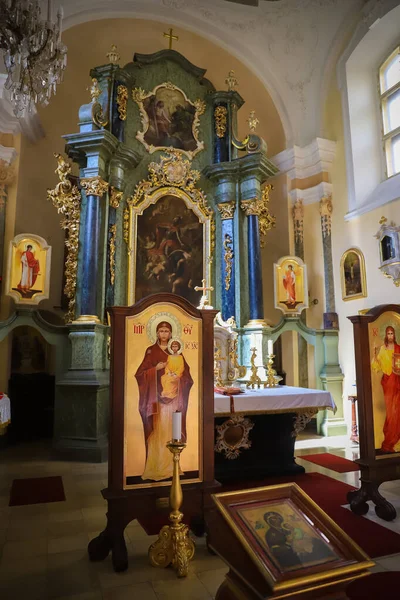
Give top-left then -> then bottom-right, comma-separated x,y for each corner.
0,0 -> 67,116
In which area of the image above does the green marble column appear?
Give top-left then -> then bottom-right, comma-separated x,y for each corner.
293,198 -> 309,389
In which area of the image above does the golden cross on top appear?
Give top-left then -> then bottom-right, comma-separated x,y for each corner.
163,28 -> 179,50
194,279 -> 214,310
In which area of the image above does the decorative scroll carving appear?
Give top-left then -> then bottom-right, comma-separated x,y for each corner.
215,415 -> 254,460
109,186 -> 123,208
293,198 -> 304,243
223,233 -> 234,291
292,409 -> 318,437
47,154 -> 81,323
214,347 -> 225,388
214,105 -> 228,138
89,77 -> 109,128
109,224 -> 117,286
106,44 -> 120,64
217,201 -> 235,220
81,176 -> 108,197
116,85 -> 128,121
320,194 -> 333,238
241,184 -> 276,248
132,82 -> 205,159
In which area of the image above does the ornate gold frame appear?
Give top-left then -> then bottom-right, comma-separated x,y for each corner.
126,151 -> 214,305
340,247 -> 367,301
132,82 -> 205,159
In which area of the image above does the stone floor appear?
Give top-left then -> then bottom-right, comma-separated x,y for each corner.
0,438 -> 399,599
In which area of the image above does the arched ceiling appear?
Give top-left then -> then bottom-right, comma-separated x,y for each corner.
59,0 -> 367,146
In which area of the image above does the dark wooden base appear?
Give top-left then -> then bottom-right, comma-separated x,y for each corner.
347,480 -> 397,521
88,481 -> 219,572
214,413 -> 305,483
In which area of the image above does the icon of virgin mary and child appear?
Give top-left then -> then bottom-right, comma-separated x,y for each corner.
135,320 -> 193,481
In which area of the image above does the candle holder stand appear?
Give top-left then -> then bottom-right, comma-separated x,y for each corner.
247,347 -> 262,389
148,440 -> 195,577
264,353 -> 279,388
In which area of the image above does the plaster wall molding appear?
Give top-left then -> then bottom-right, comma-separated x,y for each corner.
290,182 -> 333,206
272,138 -> 336,180
0,74 -> 45,143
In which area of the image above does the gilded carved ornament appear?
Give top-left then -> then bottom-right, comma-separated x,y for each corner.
88,77 -> 109,128
217,201 -> 235,220
247,110 -> 259,133
223,233 -> 234,291
109,186 -> 123,209
80,176 -> 108,197
214,105 -> 228,138
106,44 -> 120,64
109,224 -> 117,286
320,194 -> 333,237
47,153 -> 81,323
215,415 -> 254,460
240,184 -> 276,248
293,198 -> 304,243
116,84 -> 128,121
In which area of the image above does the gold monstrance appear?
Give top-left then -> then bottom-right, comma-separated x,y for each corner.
148,440 -> 195,577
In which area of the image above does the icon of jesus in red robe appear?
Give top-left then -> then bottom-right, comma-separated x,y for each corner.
135,321 -> 193,481
283,264 -> 296,306
372,325 -> 400,453
17,244 -> 40,292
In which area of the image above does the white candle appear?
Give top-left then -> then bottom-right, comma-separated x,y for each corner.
172,411 -> 182,441
268,339 -> 273,356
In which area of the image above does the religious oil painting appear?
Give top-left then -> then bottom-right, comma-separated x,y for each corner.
340,248 -> 367,301
132,194 -> 206,306
369,311 -> 400,457
124,302 -> 202,489
132,82 -> 205,159
5,233 -> 51,305
274,256 -> 308,315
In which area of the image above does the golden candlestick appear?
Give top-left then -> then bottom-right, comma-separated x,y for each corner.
148,441 -> 195,577
247,347 -> 262,389
264,353 -> 279,388
214,347 -> 225,387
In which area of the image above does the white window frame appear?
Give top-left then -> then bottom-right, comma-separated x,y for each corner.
379,45 -> 400,178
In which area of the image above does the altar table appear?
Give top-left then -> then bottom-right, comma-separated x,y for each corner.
213,386 -> 335,482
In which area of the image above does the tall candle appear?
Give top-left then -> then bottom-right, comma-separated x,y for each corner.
47,0 -> 53,22
268,339 -> 273,356
172,411 -> 182,441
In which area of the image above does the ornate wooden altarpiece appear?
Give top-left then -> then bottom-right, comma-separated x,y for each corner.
88,293 -> 218,572
348,304 -> 400,521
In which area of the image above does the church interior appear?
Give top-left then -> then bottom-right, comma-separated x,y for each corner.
1,0 -> 400,598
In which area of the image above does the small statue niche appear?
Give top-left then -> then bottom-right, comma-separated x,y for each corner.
375,217 -> 400,286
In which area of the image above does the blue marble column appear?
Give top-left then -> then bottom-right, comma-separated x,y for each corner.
211,91 -> 244,164
217,201 -> 236,321
241,200 -> 264,323
79,177 -> 108,320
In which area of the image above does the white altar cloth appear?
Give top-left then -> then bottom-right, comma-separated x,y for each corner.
214,386 -> 335,417
0,394 -> 11,425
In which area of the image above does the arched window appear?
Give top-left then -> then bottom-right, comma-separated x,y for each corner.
380,46 -> 400,178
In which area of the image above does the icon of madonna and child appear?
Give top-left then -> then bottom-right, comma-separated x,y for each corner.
135,320 -> 194,481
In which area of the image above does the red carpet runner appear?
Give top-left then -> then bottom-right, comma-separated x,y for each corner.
298,452 -> 360,473
139,472 -> 400,559
9,476 -> 65,506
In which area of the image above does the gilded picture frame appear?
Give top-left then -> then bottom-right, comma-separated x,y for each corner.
126,151 -> 214,306
132,82 -> 206,159
123,301 -> 203,490
340,247 -> 367,301
5,233 -> 52,305
212,483 -> 373,596
274,255 -> 308,315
